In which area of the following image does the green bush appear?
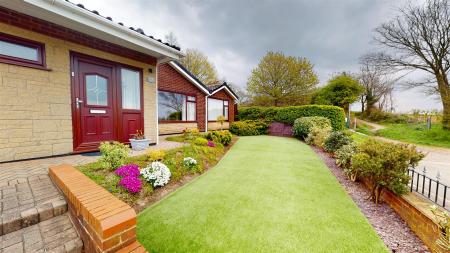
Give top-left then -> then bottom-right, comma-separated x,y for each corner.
238,105 -> 345,130
305,126 -> 332,147
323,131 -> 353,153
351,139 -> 424,204
363,109 -> 409,124
335,143 -> 358,180
193,137 -> 208,146
99,141 -> 130,170
292,117 -> 331,139
206,130 -> 232,146
230,120 -> 269,136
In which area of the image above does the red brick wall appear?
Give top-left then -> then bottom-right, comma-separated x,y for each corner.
210,89 -> 235,124
0,6 -> 157,65
158,63 -> 207,131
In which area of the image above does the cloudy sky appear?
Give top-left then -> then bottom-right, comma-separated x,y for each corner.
77,0 -> 442,112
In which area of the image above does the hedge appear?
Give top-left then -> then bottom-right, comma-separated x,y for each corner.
237,105 -> 345,130
230,120 -> 270,136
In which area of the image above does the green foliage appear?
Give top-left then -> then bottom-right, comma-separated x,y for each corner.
313,74 -> 364,112
206,130 -> 232,146
323,131 -> 353,153
238,105 -> 345,130
229,120 -> 270,136
180,48 -> 218,85
351,139 -> 424,204
335,143 -> 358,173
193,137 -> 209,146
292,117 -> 331,139
183,128 -> 200,141
98,141 -> 130,170
247,51 -> 318,106
362,109 -> 408,124
305,126 -> 332,147
147,149 -> 165,162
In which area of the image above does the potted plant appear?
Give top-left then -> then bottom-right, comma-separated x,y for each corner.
129,130 -> 150,151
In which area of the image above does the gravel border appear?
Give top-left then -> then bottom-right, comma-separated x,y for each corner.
312,146 -> 430,253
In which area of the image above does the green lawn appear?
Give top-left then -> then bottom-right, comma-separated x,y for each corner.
377,123 -> 450,149
137,136 -> 387,252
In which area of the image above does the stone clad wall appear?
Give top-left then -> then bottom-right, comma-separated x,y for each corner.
0,22 -> 157,162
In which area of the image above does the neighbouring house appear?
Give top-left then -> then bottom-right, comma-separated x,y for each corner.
157,60 -> 238,134
0,0 -> 183,162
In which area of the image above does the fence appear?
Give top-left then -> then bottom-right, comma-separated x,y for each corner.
408,168 -> 450,209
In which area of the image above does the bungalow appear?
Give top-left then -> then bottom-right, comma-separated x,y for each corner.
157,61 -> 238,134
0,0 -> 183,162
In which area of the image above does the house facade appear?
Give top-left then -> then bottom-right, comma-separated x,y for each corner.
157,61 -> 238,135
0,0 -> 183,162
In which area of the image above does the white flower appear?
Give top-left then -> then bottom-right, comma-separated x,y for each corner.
141,161 -> 171,187
183,157 -> 197,170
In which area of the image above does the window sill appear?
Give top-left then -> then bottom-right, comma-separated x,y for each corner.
159,121 -> 198,124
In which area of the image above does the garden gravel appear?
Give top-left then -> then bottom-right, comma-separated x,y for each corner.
313,147 -> 430,253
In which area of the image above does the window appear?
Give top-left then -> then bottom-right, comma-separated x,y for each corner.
86,74 -> 108,106
0,33 -> 45,68
158,91 -> 196,121
208,98 -> 229,121
121,68 -> 141,110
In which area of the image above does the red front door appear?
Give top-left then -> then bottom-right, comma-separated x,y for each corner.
72,55 -> 117,152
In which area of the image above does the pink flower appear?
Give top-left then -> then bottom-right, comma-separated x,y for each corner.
115,164 -> 140,177
207,141 -> 216,147
118,176 -> 142,194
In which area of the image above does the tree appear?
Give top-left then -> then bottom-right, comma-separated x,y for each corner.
246,51 -> 318,106
369,0 -> 450,129
313,74 -> 364,116
358,55 -> 397,115
180,49 -> 218,85
164,32 -> 179,47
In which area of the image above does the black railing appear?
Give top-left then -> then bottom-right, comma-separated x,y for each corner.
408,168 -> 449,209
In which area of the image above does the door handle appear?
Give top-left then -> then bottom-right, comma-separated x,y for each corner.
76,97 -> 83,109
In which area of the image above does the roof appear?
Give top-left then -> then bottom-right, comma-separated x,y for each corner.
0,0 -> 184,59
168,61 -> 210,94
208,82 -> 239,101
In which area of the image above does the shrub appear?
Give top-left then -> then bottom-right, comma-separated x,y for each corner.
183,128 -> 200,140
323,131 -> 353,153
238,105 -> 345,130
193,137 -> 208,146
335,143 -> 358,180
141,161 -> 171,187
351,139 -> 424,204
305,126 -> 332,147
115,164 -> 140,178
183,157 -> 198,171
230,120 -> 269,136
292,117 -> 331,139
431,205 -> 450,251
99,141 -> 130,170
147,149 -> 165,162
118,176 -> 142,194
206,130 -> 232,146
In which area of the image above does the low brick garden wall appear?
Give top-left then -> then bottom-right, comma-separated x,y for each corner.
381,190 -> 448,253
49,164 -> 146,253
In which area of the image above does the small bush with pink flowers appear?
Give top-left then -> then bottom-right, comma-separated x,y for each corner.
118,176 -> 142,194
115,164 -> 142,194
207,141 -> 216,147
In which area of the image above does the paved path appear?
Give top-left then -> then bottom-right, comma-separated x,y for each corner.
356,119 -> 450,186
0,137 -> 183,252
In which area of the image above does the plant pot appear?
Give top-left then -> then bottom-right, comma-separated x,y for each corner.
129,138 -> 150,151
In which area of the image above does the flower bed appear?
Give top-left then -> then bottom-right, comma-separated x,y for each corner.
77,131 -> 237,212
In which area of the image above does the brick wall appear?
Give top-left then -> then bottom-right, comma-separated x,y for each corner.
158,63 -> 207,132
0,22 -> 157,162
49,164 -> 146,253
381,190 -> 447,253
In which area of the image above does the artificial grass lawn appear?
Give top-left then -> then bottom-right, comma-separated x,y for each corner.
377,123 -> 450,149
137,136 -> 387,252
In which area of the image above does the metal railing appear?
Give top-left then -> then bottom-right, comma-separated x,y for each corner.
408,168 -> 450,209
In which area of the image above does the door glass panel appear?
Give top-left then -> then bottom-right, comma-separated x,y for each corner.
86,75 -> 108,106
121,68 -> 141,110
